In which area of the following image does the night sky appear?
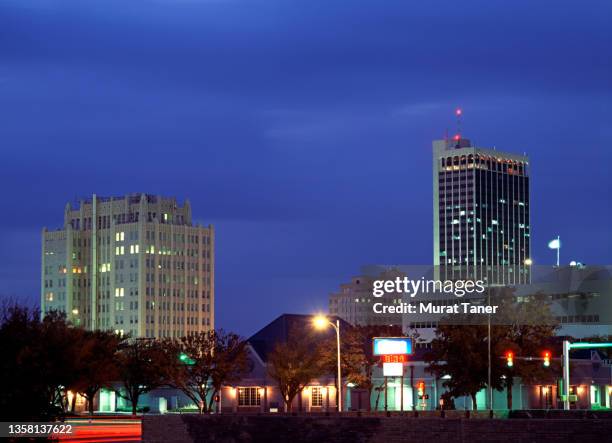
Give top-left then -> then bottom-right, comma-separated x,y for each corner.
1,1 -> 610,335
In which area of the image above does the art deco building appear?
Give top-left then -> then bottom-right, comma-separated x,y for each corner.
41,194 -> 214,338
433,137 -> 531,285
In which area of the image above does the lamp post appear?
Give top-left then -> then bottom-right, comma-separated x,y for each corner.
313,315 -> 342,412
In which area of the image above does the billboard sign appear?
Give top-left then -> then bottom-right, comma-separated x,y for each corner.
373,337 -> 413,356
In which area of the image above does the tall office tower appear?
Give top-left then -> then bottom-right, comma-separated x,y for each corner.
433,137 -> 531,285
41,194 -> 214,338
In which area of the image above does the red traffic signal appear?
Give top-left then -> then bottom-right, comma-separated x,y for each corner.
543,351 -> 551,367
505,351 -> 514,367
417,381 -> 425,396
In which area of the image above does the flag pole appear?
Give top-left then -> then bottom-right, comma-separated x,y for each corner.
556,235 -> 560,267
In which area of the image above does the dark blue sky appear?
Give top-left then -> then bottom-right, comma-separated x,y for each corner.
1,1 -> 610,335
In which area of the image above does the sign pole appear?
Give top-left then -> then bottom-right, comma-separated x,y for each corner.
400,374 -> 404,412
336,319 -> 342,413
384,377 -> 388,411
563,340 -> 570,411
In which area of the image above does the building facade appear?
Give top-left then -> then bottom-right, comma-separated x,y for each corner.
41,193 -> 214,338
433,137 -> 531,285
328,269 -> 404,327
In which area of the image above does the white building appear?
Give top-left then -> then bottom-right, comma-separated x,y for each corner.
41,193 -> 214,338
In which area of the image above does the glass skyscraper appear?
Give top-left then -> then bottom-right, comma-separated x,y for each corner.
433,137 -> 531,285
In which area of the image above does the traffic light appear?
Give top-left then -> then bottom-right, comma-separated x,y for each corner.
179,352 -> 196,365
506,351 -> 514,367
417,381 -> 425,397
543,351 -> 551,367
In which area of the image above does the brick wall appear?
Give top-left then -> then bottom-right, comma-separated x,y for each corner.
143,414 -> 612,443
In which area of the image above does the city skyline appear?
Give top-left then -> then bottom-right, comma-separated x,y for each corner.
1,0 -> 611,336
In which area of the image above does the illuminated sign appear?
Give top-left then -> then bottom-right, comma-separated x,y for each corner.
381,354 -> 408,363
382,362 -> 403,377
373,337 -> 413,356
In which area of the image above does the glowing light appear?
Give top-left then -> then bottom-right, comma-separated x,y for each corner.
259,388 -> 265,396
506,351 -> 514,367
453,134 -> 460,141
455,108 -> 462,116
321,387 -> 327,396
543,351 -> 551,367
313,315 -> 329,330
524,258 -> 533,266
373,337 -> 412,356
417,381 -> 425,396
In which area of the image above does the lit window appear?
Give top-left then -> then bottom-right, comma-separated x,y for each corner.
238,387 -> 261,407
311,387 -> 324,407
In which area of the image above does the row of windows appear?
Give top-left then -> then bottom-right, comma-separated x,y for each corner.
145,288 -> 212,298
556,315 -> 600,324
146,328 -> 211,338
145,315 -> 211,326
145,231 -> 211,244
144,301 -> 211,312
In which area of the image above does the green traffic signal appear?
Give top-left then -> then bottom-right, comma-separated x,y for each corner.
179,352 -> 195,365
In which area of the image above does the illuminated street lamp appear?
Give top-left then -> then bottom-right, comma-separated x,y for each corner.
313,315 -> 342,412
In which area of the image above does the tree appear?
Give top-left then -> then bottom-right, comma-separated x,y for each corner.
267,329 -> 325,412
165,330 -> 250,413
318,325 -> 366,410
208,332 -> 251,412
327,325 -> 402,411
73,330 -> 123,415
0,304 -> 82,421
426,289 -> 560,410
115,338 -> 170,415
492,292 -> 559,409
426,323 -> 488,410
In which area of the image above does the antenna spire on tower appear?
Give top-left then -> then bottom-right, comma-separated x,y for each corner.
453,108 -> 463,146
